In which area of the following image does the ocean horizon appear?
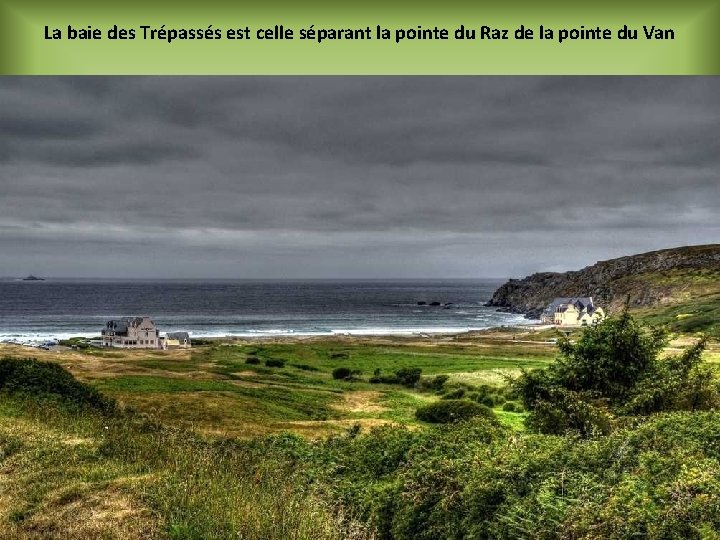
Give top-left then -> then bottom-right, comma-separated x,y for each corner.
0,278 -> 533,342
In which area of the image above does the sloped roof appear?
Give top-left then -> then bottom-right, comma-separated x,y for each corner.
543,297 -> 595,316
104,317 -> 154,334
166,332 -> 190,342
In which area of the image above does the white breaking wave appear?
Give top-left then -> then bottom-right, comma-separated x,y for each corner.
0,318 -> 535,343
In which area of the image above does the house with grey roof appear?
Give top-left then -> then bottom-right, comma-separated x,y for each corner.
541,297 -> 605,326
165,331 -> 191,349
101,316 -> 161,348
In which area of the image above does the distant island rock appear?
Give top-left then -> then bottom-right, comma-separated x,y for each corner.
486,244 -> 720,318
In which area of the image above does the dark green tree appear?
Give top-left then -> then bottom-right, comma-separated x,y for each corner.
552,310 -> 667,402
515,310 -> 716,436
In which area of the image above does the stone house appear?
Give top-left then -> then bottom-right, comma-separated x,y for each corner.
101,316 -> 161,348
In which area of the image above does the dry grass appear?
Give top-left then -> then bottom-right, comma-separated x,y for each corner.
2,487 -> 161,540
447,369 -> 521,386
0,391 -> 368,540
0,412 -> 160,540
333,391 -> 387,414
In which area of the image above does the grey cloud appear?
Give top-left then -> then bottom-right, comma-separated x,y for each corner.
0,116 -> 101,139
0,77 -> 718,278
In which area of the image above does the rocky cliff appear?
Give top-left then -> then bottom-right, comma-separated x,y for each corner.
486,244 -> 720,318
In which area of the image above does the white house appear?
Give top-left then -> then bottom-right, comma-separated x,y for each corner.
541,297 -> 605,327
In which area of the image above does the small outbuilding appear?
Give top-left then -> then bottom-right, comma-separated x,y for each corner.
165,331 -> 192,349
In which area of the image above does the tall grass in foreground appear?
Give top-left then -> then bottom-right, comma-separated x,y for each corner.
4,313 -> 720,540
0,358 -> 373,539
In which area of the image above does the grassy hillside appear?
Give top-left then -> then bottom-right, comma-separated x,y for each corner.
636,289 -> 720,338
3,316 -> 720,538
2,328 -> 720,539
0,390 -> 351,539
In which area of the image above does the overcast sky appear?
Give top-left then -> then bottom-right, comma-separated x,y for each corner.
0,77 -> 718,279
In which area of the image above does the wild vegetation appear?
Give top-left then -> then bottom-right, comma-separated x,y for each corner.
515,310 -> 717,436
1,314 -> 720,538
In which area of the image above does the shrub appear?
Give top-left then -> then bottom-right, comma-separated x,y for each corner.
396,367 -> 422,387
0,357 -> 115,413
369,367 -> 422,386
332,367 -> 353,380
245,357 -> 261,365
480,395 -> 497,408
441,388 -> 466,400
369,374 -> 399,384
550,310 -> 667,402
502,401 -> 517,412
419,374 -> 450,391
415,400 -> 496,424
264,358 -> 285,368
292,363 -> 319,372
311,411 -> 720,540
514,310 -> 717,436
625,337 -> 717,414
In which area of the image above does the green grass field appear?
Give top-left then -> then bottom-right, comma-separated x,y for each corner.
80,339 -> 550,436
2,323 -> 720,539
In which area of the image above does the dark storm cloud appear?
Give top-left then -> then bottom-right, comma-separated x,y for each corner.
0,77 -> 718,278
0,115 -> 100,139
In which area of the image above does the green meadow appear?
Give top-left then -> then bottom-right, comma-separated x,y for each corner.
2,320 -> 720,539
82,338 -> 553,436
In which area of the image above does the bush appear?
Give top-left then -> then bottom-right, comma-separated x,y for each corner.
415,400 -> 496,424
501,401 -> 517,412
396,367 -> 422,387
480,395 -> 497,408
514,311 -> 717,436
549,310 -> 667,402
0,357 -> 115,412
245,357 -> 261,365
625,337 -> 717,414
369,374 -> 399,384
419,374 -> 450,391
332,367 -> 352,380
369,367 -> 422,386
264,358 -> 285,368
310,411 -> 720,540
441,388 -> 466,400
292,363 -> 319,372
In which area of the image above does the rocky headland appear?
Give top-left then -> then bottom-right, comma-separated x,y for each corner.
486,244 -> 720,318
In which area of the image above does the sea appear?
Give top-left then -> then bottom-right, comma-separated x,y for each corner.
0,279 -> 532,343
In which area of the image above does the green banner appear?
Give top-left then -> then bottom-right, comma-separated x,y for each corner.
1,0 -> 719,74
